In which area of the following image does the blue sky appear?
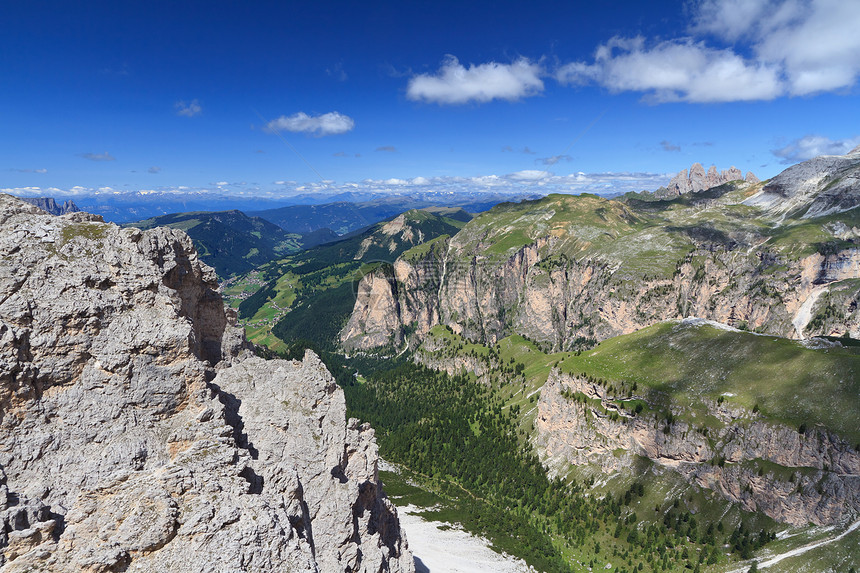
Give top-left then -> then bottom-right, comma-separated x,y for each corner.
3,0 -> 860,201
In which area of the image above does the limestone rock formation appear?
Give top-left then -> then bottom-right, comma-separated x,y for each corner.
341,151 -> 860,352
663,163 -> 748,197
19,196 -> 80,216
744,149 -> 860,219
535,363 -> 860,526
342,231 -> 860,351
0,194 -> 412,572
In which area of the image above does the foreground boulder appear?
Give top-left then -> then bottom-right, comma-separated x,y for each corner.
0,194 -> 412,572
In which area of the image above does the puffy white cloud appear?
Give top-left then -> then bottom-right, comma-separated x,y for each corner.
80,152 -> 116,161
557,37 -> 782,103
772,134 -> 860,163
175,99 -> 202,117
265,112 -> 355,136
558,0 -> 860,102
696,0 -> 860,96
407,56 -> 544,105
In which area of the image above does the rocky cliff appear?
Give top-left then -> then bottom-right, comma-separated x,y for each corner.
0,194 -> 412,572
535,365 -> 860,526
659,163 -> 753,198
342,223 -> 860,351
342,154 -> 860,352
19,197 -> 80,216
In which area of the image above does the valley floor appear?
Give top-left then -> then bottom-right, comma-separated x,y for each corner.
398,504 -> 532,573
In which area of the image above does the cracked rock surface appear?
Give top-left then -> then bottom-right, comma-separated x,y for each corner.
0,194 -> 412,572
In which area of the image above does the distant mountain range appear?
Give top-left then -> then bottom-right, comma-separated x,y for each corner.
124,210 -> 308,278
249,195 -> 527,235
34,190 -> 541,224
20,196 -> 80,216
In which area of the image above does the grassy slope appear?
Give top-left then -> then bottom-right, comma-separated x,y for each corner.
445,186 -> 858,284
559,320 -> 860,444
235,209 -> 468,349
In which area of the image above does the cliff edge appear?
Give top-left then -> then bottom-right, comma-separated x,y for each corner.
0,194 -> 412,572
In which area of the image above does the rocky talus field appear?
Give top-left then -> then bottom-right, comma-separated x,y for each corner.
0,194 -> 413,572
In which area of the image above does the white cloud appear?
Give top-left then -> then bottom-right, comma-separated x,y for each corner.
507,170 -> 552,181
80,152 -> 116,161
695,0 -> 860,96
557,36 -> 782,103
0,169 -> 674,204
772,134 -> 860,163
264,111 -> 355,136
558,0 -> 860,102
175,99 -> 202,117
407,55 -> 544,104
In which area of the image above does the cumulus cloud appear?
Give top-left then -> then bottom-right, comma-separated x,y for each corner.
539,155 -> 572,165
80,152 -> 116,161
375,146 -> 397,152
148,166 -> 161,173
660,140 -> 681,152
772,134 -> 860,163
695,0 -> 860,95
557,36 -> 782,103
557,0 -> 860,102
407,55 -> 544,104
264,112 -> 355,136
175,99 -> 202,117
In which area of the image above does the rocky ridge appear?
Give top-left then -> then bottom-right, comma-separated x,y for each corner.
659,163 -> 754,198
535,365 -> 860,526
342,227 -> 860,351
0,194 -> 412,572
342,152 -> 860,352
744,147 -> 860,219
19,197 -> 80,216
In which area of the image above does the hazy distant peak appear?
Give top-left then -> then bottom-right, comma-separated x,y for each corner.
21,196 -> 80,216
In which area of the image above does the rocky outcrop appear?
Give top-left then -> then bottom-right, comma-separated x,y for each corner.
19,197 -> 80,216
661,163 -> 748,197
0,194 -> 412,572
535,368 -> 860,526
343,233 -> 860,351
744,149 -> 860,219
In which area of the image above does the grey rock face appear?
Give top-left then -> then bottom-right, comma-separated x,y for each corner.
744,150 -> 860,219
663,163 -> 750,197
0,194 -> 412,572
535,368 -> 860,526
19,197 -> 80,216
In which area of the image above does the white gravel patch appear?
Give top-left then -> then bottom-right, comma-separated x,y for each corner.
399,505 -> 532,573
